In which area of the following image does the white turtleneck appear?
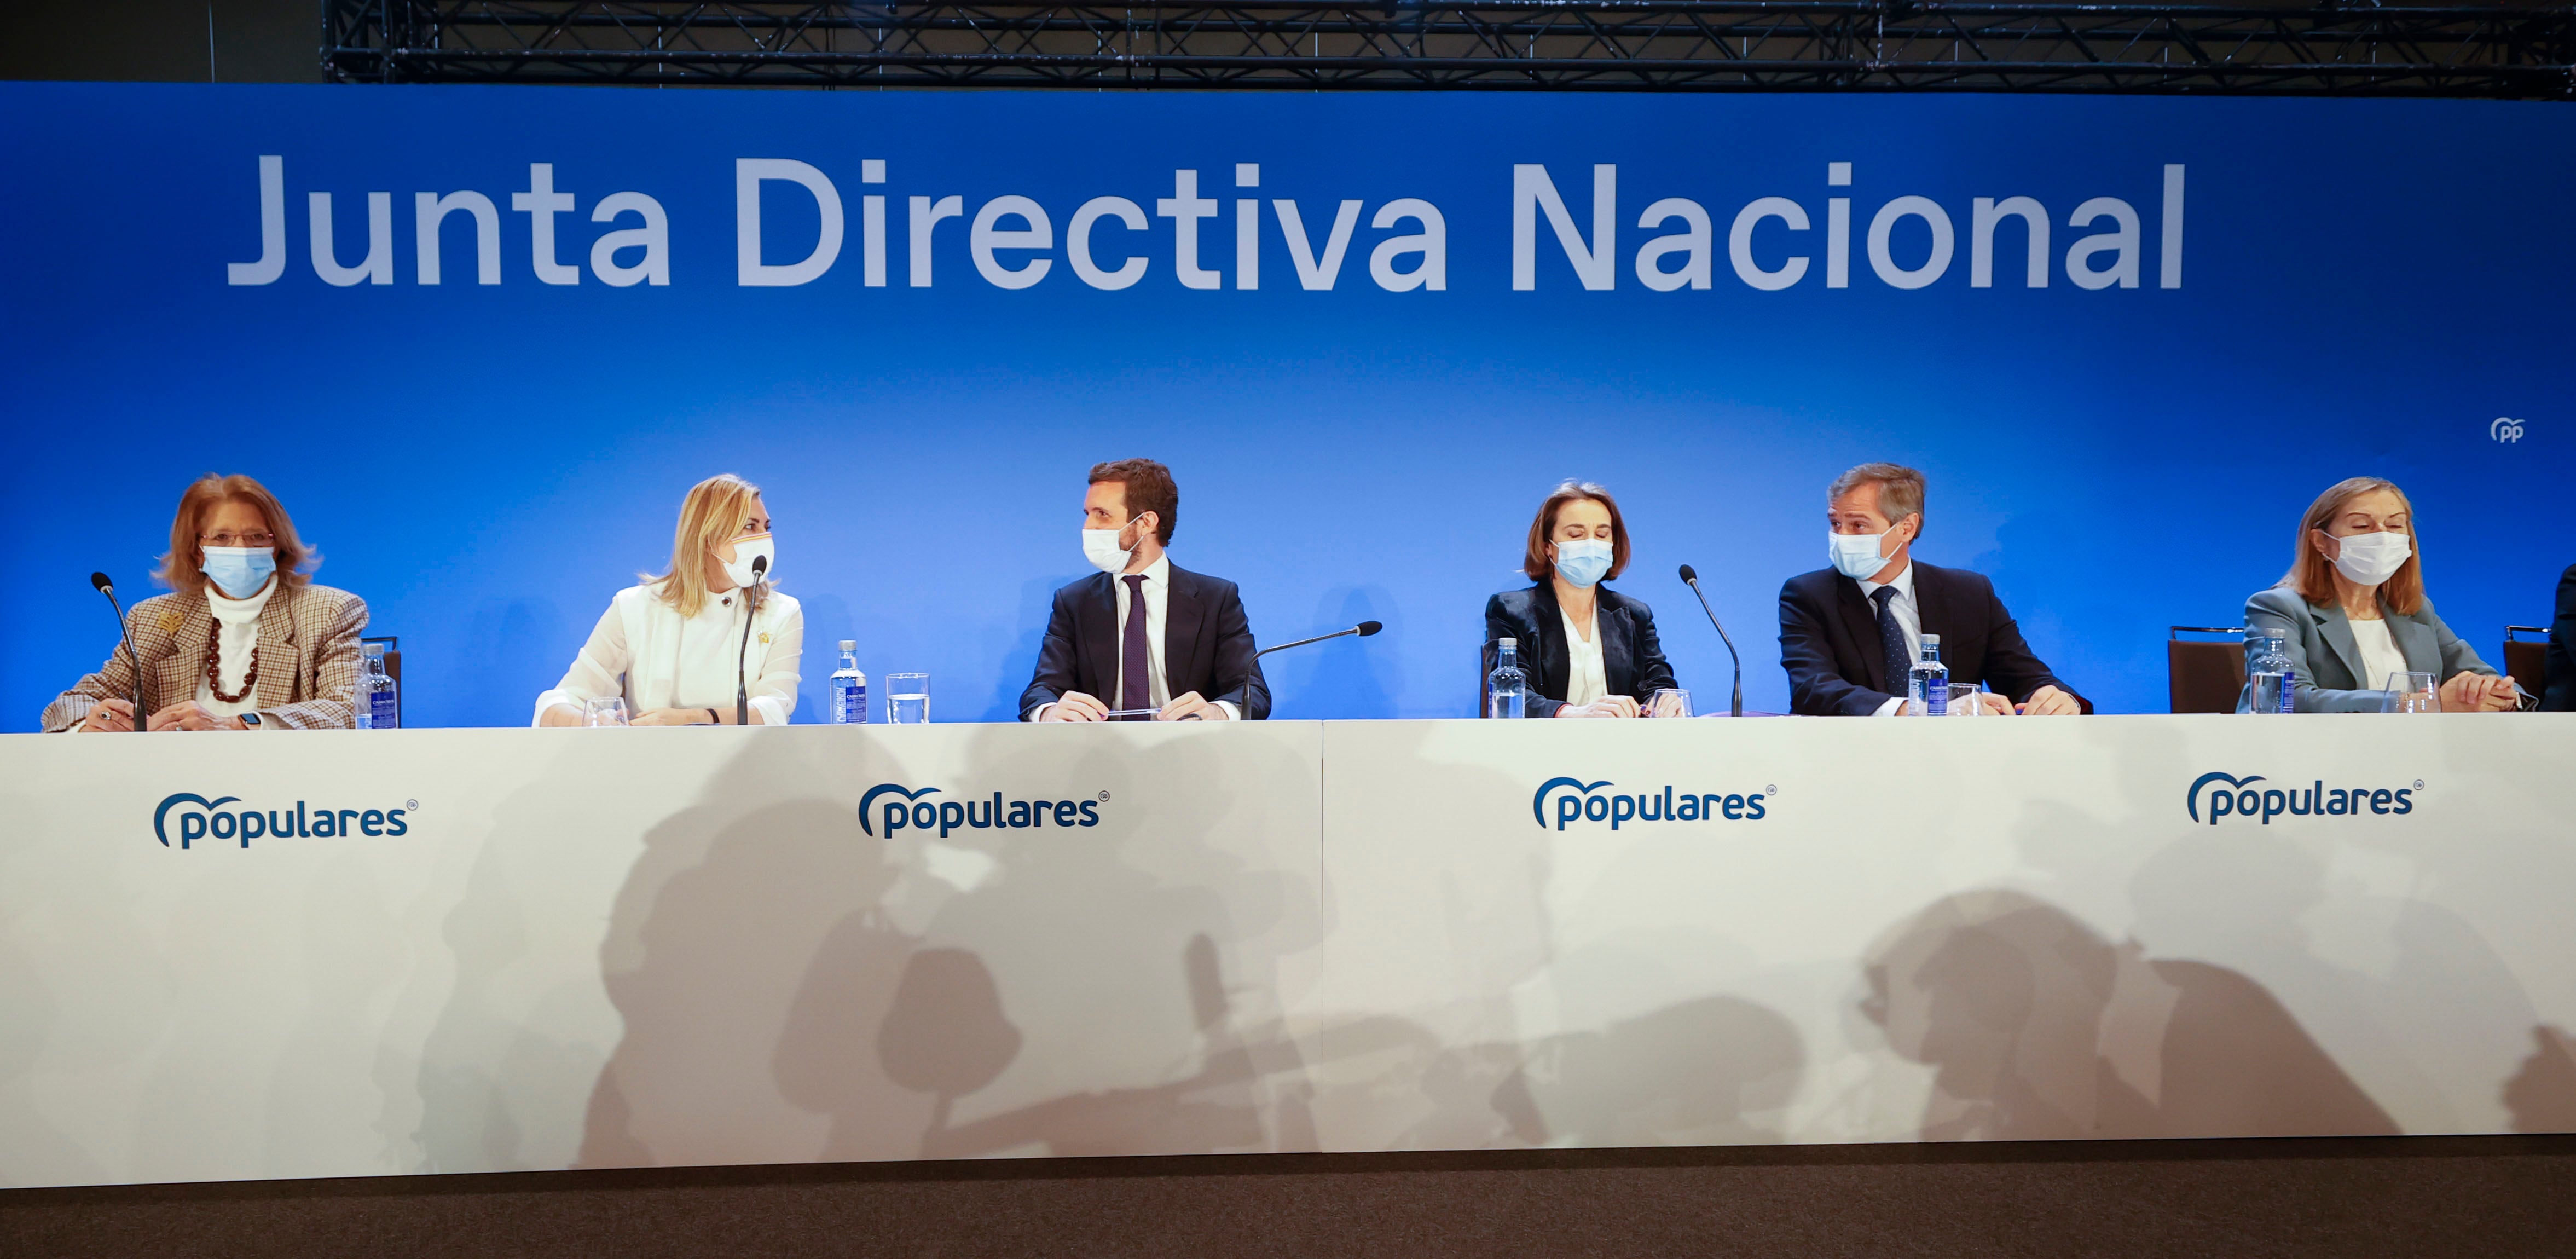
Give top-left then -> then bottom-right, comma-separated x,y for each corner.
198,576 -> 277,719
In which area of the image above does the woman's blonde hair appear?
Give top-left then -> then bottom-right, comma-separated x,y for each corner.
155,473 -> 317,597
2285,476 -> 2422,615
647,473 -> 766,618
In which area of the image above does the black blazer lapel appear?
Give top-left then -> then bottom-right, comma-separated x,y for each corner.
1834,577 -> 1885,692
1528,584 -> 1571,701
1165,565 -> 1207,695
1077,573 -> 1121,700
1599,595 -> 1636,696
1910,564 -> 1949,672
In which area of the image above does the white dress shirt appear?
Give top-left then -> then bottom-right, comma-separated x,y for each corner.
1559,603 -> 1609,707
1029,554 -> 1240,720
536,582 -> 804,725
2348,615 -> 2412,693
1856,562 -> 1920,718
199,577 -> 277,720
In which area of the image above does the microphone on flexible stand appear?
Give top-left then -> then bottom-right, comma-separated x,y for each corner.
1099,621 -> 1383,720
736,554 -> 768,727
1677,565 -> 1743,718
89,572 -> 147,731
1253,620 -> 1382,661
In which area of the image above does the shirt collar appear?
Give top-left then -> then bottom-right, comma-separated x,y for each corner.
1857,561 -> 1914,602
1123,555 -> 1171,587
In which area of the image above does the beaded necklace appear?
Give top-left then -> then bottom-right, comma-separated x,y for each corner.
204,616 -> 259,704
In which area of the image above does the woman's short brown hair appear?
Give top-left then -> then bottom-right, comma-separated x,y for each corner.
1522,481 -> 1630,582
154,473 -> 316,597
2286,476 -> 2423,615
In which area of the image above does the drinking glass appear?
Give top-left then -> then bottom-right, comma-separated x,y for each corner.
1647,688 -> 1692,718
583,696 -> 629,727
1945,683 -> 1983,715
887,673 -> 930,724
2383,671 -> 2440,714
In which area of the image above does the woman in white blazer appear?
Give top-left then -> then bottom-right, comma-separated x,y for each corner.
536,473 -> 804,726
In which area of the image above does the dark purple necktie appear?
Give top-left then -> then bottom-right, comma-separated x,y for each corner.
1120,573 -> 1150,719
1871,585 -> 1909,696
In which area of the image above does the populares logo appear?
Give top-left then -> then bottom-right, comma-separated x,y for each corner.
2490,417 -> 2526,443
859,783 -> 1102,839
153,793 -> 414,848
1532,777 -> 1770,831
2185,772 -> 2419,825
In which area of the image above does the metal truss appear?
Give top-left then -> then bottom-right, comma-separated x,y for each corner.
321,1 -> 2576,96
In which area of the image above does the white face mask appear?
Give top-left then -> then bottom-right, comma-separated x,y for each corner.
1082,524 -> 1136,575
1554,538 -> 1613,588
2329,530 -> 2411,586
720,533 -> 774,590
1829,529 -> 1896,581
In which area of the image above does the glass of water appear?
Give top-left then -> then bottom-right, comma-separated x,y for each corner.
2383,671 -> 2440,714
886,673 -> 930,724
1647,688 -> 1692,718
1945,683 -> 1983,715
584,696 -> 629,727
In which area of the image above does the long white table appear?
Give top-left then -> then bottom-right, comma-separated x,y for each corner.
3,716 -> 2571,1187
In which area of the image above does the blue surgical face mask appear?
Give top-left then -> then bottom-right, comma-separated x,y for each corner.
201,546 -> 277,599
1555,538 -> 1614,588
1828,529 -> 1895,581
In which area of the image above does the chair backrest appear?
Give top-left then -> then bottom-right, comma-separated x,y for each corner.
2504,626 -> 2549,702
361,634 -> 402,726
2168,626 -> 2246,714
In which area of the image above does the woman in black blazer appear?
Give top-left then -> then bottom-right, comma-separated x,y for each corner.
1483,481 -> 1680,718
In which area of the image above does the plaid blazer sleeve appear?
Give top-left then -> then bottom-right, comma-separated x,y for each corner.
262,586 -> 369,731
40,594 -> 186,732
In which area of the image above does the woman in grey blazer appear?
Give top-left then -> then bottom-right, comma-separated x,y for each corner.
2244,476 -> 2519,713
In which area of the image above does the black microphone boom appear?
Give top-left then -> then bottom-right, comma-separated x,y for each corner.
736,555 -> 769,727
1217,620 -> 1381,718
1678,564 -> 1744,718
1253,620 -> 1381,660
90,571 -> 147,731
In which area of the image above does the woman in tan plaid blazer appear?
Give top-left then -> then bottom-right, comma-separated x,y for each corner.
45,474 -> 367,733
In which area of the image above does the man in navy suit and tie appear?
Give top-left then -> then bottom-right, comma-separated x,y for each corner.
1021,458 -> 1269,722
1778,463 -> 2087,717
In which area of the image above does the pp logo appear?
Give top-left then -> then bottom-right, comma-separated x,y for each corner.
2490,417 -> 2526,443
1529,776 -> 1769,831
2185,771 -> 2417,825
857,782 -> 1101,838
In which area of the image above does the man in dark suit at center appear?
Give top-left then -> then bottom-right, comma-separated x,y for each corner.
1021,458 -> 1269,722
1778,462 -> 2087,717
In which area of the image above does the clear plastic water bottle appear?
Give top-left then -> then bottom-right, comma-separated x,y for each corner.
2247,629 -> 2294,714
1909,634 -> 1949,716
1489,637 -> 1527,719
829,639 -> 869,724
355,640 -> 398,729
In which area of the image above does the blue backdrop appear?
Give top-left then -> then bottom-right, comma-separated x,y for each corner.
3,83 -> 2568,727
